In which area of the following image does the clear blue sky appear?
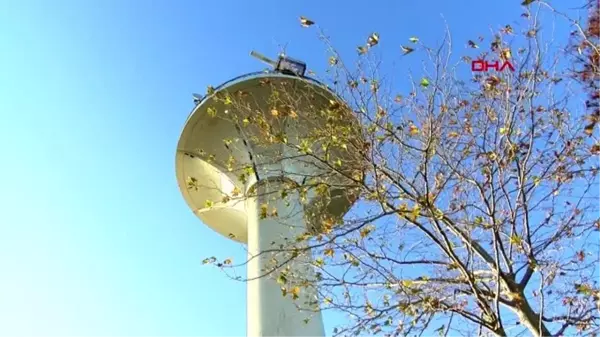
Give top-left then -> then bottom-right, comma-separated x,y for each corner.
0,0 -> 575,336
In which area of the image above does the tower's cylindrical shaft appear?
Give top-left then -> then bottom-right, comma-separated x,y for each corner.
246,179 -> 325,337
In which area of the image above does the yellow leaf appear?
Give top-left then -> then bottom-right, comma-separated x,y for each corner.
260,204 -> 268,219
207,106 -> 217,117
448,131 -> 459,138
584,123 -> 595,135
299,16 -> 314,27
291,286 -> 301,300
359,226 -> 373,238
401,46 -> 414,55
410,204 -> 420,220
223,258 -> 232,265
271,109 -> 279,116
367,33 -> 379,47
399,203 -> 408,213
186,176 -> 199,191
324,248 -> 334,257
499,127 -> 507,134
409,124 -> 419,135
204,200 -> 214,208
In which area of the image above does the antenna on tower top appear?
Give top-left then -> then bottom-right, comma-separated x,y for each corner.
250,51 -> 278,68
250,50 -> 307,77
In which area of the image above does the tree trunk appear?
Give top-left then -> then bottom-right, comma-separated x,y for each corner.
510,293 -> 552,337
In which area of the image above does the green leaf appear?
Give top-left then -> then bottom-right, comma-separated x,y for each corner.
575,283 -> 593,296
202,256 -> 216,264
299,139 -> 312,154
420,78 -> 430,87
277,273 -> 288,284
409,37 -> 419,43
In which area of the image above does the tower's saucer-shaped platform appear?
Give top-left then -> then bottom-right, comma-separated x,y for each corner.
175,72 -> 363,244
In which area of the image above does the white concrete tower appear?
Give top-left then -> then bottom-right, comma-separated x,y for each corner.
175,70 -> 361,337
